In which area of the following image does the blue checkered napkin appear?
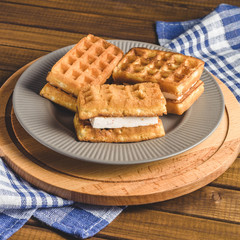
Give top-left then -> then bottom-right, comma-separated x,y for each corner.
156,3 -> 240,102
33,203 -> 124,239
0,158 -> 124,239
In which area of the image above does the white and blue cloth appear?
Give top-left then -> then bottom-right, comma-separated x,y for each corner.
156,3 -> 240,102
1,3 -> 240,240
0,159 -> 124,239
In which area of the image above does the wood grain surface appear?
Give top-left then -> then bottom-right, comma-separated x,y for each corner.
0,0 -> 239,239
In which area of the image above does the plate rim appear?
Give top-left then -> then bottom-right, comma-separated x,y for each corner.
13,39 -> 225,165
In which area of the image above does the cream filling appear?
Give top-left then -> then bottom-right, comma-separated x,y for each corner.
163,81 -> 198,101
89,117 -> 159,129
162,92 -> 183,101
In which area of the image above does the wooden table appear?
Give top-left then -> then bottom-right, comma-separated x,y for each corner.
0,0 -> 239,239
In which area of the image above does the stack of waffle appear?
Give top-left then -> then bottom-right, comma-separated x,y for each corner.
112,48 -> 204,115
40,34 -> 123,111
74,82 -> 166,142
40,35 -> 205,143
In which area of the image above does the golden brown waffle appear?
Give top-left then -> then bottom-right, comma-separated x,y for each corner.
40,83 -> 77,112
77,82 -> 167,120
112,48 -> 204,97
47,34 -> 123,97
74,114 -> 165,142
167,80 -> 204,115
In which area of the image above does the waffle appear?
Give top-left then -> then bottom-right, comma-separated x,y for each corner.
167,80 -> 204,115
40,83 -> 77,112
77,82 -> 167,120
74,114 -> 165,142
47,34 -> 123,97
112,47 -> 204,97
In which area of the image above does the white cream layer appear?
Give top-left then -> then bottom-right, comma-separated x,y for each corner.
162,92 -> 183,101
162,81 -> 198,100
89,117 -> 159,129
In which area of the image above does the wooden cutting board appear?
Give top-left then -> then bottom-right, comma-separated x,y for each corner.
0,62 -> 240,206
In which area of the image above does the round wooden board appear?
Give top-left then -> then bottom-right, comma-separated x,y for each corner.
0,62 -> 240,206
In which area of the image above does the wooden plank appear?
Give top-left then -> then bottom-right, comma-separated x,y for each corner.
100,208 -> 240,240
9,224 -> 71,240
10,217 -> 110,240
0,45 -> 47,72
0,2 -> 156,43
0,70 -> 13,87
10,204 -> 240,240
10,183 -> 240,240
4,0 -> 240,21
148,185 -> 240,223
212,156 -> 240,188
1,1 -> 240,48
0,23 -> 86,52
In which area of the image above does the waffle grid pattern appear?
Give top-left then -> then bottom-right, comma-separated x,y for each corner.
51,34 -> 123,86
113,48 -> 202,84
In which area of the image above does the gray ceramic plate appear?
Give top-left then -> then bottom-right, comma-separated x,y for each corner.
13,40 -> 224,165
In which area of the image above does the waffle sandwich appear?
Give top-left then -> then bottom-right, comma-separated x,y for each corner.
40,83 -> 77,112
112,48 -> 204,115
74,82 -> 166,142
40,34 -> 123,110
